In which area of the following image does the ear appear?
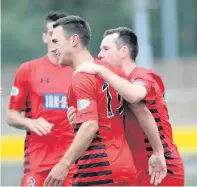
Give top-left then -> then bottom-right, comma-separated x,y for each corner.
120,46 -> 129,59
71,34 -> 80,47
43,33 -> 47,44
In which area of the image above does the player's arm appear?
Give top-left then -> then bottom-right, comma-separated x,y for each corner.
6,64 -> 53,135
7,109 -> 53,135
60,120 -> 98,167
44,73 -> 99,186
97,66 -> 146,104
6,63 -> 31,129
83,64 -> 163,153
128,77 -> 166,185
97,65 -> 163,152
59,73 -> 99,166
129,102 -> 163,153
7,109 -> 31,130
128,76 -> 164,154
76,63 -> 146,104
44,121 -> 98,186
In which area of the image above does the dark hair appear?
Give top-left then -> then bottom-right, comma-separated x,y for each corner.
53,15 -> 91,49
104,27 -> 138,60
45,11 -> 68,32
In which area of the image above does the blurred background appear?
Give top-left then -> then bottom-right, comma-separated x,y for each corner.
1,0 -> 197,186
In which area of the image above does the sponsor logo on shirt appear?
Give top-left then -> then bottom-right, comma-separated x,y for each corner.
43,93 -> 68,110
27,177 -> 35,187
77,99 -> 90,110
10,86 -> 19,96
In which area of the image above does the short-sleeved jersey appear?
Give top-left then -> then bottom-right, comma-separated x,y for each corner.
125,67 -> 184,178
67,59 -> 137,186
9,55 -> 75,173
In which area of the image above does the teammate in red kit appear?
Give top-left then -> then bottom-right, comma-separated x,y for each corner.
6,11 -> 75,186
74,27 -> 185,186
44,16 -> 137,186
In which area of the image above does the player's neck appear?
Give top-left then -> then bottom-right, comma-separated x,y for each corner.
47,52 -> 59,65
121,59 -> 136,76
71,49 -> 94,70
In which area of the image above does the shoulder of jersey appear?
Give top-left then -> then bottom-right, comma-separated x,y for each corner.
20,56 -> 45,67
72,72 -> 96,85
94,57 -> 123,75
132,67 -> 161,78
18,56 -> 47,71
134,67 -> 164,92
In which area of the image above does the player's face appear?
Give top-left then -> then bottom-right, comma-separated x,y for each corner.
98,34 -> 122,67
51,26 -> 73,65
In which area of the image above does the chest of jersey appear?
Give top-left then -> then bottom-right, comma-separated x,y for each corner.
29,64 -> 73,110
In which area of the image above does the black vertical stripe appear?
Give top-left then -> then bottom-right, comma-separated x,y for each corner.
24,161 -> 30,165
160,135 -> 165,140
146,143 -> 168,152
72,179 -> 114,186
144,134 -> 165,143
117,106 -> 124,114
75,157 -> 80,164
24,153 -> 29,157
80,153 -> 107,160
25,97 -> 30,107
24,168 -> 30,173
86,145 -> 105,151
155,118 -> 161,122
144,138 -> 149,143
73,170 -> 112,178
78,161 -> 110,169
165,156 -> 174,160
123,110 -> 126,132
146,147 -> 153,151
164,151 -> 173,160
25,108 -> 31,112
167,163 -> 175,166
167,169 -> 174,174
164,151 -> 171,157
150,109 -> 158,113
92,137 -> 102,143
163,143 -> 168,148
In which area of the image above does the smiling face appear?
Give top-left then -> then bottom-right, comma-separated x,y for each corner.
51,25 -> 74,65
51,16 -> 92,66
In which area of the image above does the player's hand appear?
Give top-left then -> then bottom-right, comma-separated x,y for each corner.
26,117 -> 54,136
75,63 -> 102,74
148,152 -> 167,186
67,106 -> 76,127
43,162 -> 69,186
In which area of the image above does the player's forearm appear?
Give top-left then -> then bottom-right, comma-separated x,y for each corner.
98,67 -> 146,104
59,120 -> 99,167
129,103 -> 164,154
6,110 -> 30,130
